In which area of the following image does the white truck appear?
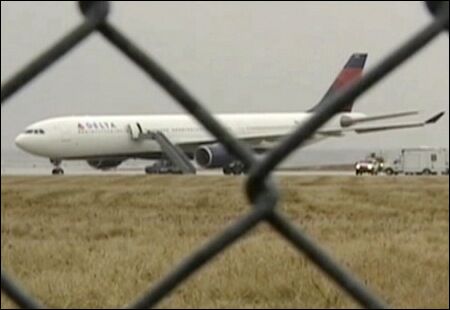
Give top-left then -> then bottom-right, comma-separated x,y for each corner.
384,148 -> 449,175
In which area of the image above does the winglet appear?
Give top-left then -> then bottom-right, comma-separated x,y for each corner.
425,111 -> 445,124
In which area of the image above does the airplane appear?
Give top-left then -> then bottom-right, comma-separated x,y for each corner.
14,53 -> 445,175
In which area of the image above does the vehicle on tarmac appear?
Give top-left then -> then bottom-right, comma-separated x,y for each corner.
355,159 -> 380,175
383,148 -> 449,176
145,160 -> 183,174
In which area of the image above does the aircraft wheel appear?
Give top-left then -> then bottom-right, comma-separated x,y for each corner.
422,169 -> 432,176
385,168 -> 394,176
52,168 -> 64,175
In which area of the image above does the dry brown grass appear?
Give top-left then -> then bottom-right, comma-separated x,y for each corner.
1,176 -> 448,309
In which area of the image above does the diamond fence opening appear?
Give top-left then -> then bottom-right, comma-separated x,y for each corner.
1,1 -> 448,309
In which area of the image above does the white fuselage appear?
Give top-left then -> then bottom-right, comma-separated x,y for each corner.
15,112 -> 354,160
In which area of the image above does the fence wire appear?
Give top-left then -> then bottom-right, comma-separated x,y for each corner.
1,1 -> 448,309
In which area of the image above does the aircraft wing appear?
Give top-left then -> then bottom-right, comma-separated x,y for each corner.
237,111 -> 446,142
179,112 -> 445,150
317,111 -> 445,136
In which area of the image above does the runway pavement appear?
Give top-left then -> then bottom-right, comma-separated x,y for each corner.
0,164 -> 361,177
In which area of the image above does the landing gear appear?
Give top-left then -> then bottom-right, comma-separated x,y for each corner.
50,159 -> 64,175
52,167 -> 64,175
223,161 -> 247,175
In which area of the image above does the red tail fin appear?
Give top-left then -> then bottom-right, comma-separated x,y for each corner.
309,53 -> 367,113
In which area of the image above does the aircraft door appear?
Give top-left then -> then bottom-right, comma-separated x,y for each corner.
128,122 -> 143,140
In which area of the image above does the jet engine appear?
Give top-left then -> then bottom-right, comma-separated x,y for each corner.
87,159 -> 124,170
194,144 -> 235,168
339,113 -> 367,127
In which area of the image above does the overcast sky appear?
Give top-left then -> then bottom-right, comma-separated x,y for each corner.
1,1 -> 449,158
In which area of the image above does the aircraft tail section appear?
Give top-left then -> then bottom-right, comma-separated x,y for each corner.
309,53 -> 367,113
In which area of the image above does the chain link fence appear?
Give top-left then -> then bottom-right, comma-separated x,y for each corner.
1,1 -> 448,308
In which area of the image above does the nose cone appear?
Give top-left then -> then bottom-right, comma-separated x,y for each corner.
15,134 -> 38,155
15,134 -> 28,150
15,133 -> 42,156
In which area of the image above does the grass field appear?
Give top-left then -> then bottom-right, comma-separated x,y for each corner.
1,176 -> 449,309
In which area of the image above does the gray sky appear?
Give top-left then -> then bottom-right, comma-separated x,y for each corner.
1,1 -> 449,157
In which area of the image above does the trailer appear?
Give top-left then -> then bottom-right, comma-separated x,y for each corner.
384,148 -> 449,175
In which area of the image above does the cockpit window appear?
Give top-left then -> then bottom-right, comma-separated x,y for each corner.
25,129 -> 45,135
